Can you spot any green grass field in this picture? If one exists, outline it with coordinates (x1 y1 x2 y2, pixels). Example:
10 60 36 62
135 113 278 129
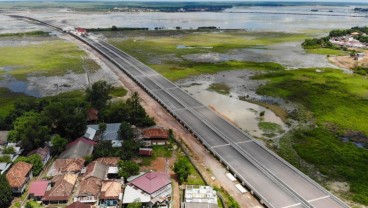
108 30 302 81
253 68 368 204
0 39 98 80
305 48 348 56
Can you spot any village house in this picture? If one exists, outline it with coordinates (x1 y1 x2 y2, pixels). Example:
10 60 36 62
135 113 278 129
123 171 172 207
28 180 51 201
84 123 123 147
27 146 51 165
74 161 108 203
99 180 123 207
182 185 218 208
75 27 87 36
142 126 170 146
95 157 120 179
67 201 92 208
6 161 33 194
42 174 78 204
59 137 96 159
48 158 85 176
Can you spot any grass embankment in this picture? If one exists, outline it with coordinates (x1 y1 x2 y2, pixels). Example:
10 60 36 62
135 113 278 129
108 30 303 81
0 39 99 80
253 68 368 204
0 31 49 37
305 48 348 56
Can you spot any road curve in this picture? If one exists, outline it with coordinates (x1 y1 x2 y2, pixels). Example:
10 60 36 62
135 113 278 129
11 15 350 208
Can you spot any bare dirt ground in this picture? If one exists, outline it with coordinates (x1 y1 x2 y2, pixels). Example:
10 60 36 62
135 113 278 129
329 50 368 70
72 36 263 208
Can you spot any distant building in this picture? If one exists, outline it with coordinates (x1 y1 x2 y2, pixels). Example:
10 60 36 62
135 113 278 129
27 147 51 165
139 148 153 156
6 162 33 194
48 158 85 176
123 171 172 207
142 126 170 146
59 137 96 159
182 185 218 208
75 27 87 36
85 123 124 147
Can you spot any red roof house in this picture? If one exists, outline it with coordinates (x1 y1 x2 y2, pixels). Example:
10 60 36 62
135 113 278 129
67 201 91 208
142 126 170 146
139 148 153 157
130 172 171 194
6 161 33 194
29 180 50 200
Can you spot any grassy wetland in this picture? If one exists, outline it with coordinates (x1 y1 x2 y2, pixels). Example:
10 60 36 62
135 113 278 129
107 29 368 206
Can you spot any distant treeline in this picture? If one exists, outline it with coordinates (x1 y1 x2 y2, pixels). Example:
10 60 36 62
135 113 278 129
87 26 219 32
87 27 149 32
354 8 368 13
0 30 49 37
302 26 368 49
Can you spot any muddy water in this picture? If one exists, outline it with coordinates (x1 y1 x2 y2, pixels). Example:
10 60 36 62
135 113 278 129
180 80 287 138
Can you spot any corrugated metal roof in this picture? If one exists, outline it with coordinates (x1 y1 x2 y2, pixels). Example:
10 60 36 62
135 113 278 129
129 172 171 194
88 123 122 141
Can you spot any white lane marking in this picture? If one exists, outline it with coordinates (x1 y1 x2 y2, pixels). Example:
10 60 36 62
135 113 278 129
211 144 231 148
281 203 302 208
308 195 330 203
236 140 254 144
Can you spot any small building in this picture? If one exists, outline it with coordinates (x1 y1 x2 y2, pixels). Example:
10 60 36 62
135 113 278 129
74 177 102 204
182 185 218 208
42 174 78 204
67 201 91 208
87 108 99 123
351 32 360 36
29 180 50 201
95 157 120 179
75 27 87 36
27 147 51 165
59 137 96 159
6 161 33 194
123 171 172 207
48 158 85 176
99 180 123 207
142 126 170 146
139 148 153 156
86 123 122 141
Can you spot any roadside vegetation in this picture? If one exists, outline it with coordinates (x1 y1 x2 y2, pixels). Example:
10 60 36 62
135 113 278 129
108 30 299 81
253 68 368 205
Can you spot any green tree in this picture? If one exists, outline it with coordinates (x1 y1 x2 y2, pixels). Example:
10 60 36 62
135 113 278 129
15 155 43 176
99 122 107 135
118 160 139 181
125 92 155 127
2 146 15 154
43 99 88 139
127 199 142 208
92 141 121 159
0 174 13 208
119 121 133 140
121 139 141 160
50 135 68 155
112 25 118 31
8 112 50 151
174 157 190 184
86 81 112 110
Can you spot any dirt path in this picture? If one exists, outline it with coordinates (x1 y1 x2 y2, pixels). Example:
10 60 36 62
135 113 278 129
71 36 263 208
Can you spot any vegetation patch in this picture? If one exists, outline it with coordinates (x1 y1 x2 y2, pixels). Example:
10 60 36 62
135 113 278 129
305 48 348 56
254 67 368 204
109 87 128 98
0 39 98 80
0 88 32 117
0 31 49 37
258 122 284 135
108 30 299 80
207 83 230 95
